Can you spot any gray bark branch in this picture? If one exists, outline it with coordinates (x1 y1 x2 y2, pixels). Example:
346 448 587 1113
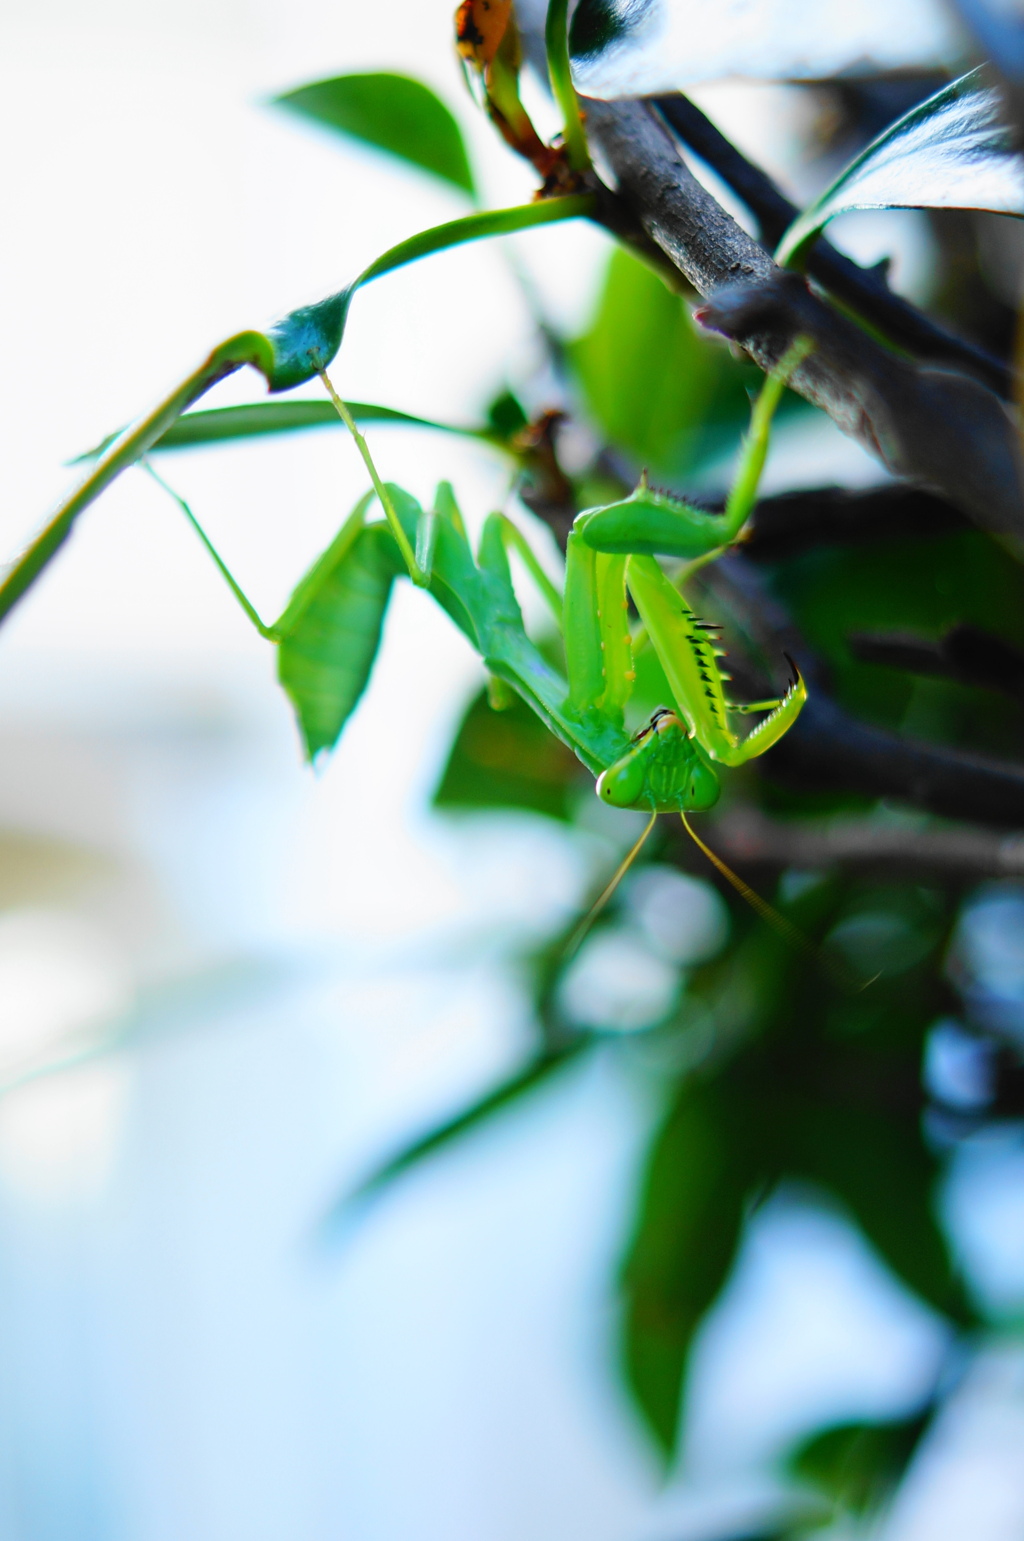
702 805 1024 879
582 96 1024 540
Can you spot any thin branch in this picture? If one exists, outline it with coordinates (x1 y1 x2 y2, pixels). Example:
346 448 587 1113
742 484 970 562
580 97 1024 542
695 803 1024 879
767 699 1024 825
651 92 1013 398
849 624 1024 706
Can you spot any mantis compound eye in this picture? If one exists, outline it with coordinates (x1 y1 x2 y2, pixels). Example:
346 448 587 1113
686 759 721 811
596 753 647 809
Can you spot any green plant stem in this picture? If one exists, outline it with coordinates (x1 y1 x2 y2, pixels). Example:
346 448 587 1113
545 0 591 172
317 369 426 586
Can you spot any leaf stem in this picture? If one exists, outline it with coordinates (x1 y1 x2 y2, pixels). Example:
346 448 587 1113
317 369 427 586
545 0 591 173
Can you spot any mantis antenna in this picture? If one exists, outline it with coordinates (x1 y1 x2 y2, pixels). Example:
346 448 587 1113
564 811 658 961
680 814 875 990
680 812 814 957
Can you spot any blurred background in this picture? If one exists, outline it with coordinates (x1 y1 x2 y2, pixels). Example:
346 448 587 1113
1 0 1024 1537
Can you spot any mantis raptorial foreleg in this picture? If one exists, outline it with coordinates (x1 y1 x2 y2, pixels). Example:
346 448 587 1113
572 335 812 560
563 336 812 789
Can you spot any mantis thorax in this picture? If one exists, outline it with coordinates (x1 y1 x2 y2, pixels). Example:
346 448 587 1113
596 709 720 813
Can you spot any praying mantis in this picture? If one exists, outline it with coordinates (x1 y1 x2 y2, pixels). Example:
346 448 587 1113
151 337 810 916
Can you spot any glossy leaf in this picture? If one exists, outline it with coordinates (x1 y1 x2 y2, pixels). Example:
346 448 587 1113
275 72 475 196
354 195 593 291
620 1078 758 1455
567 0 958 95
261 199 564 392
777 69 1024 267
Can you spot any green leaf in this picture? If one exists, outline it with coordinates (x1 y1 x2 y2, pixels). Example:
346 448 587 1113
274 72 476 197
355 195 593 288
621 1077 758 1455
262 289 353 392
434 685 583 820
777 68 1024 267
570 248 760 480
789 1102 973 1326
790 1412 931 1516
331 1041 588 1220
74 400 498 461
264 197 594 392
276 501 404 760
485 388 529 441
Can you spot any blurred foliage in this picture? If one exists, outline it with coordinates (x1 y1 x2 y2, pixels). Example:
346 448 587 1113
435 682 583 819
616 875 975 1456
569 247 765 482
769 528 1024 757
790 1410 932 1517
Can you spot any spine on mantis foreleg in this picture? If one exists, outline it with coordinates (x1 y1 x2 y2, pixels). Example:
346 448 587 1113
625 554 736 760
625 552 806 765
718 662 806 766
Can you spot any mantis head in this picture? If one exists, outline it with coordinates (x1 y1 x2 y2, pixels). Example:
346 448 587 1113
596 709 721 813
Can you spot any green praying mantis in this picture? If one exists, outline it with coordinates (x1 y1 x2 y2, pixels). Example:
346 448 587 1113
147 336 811 926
